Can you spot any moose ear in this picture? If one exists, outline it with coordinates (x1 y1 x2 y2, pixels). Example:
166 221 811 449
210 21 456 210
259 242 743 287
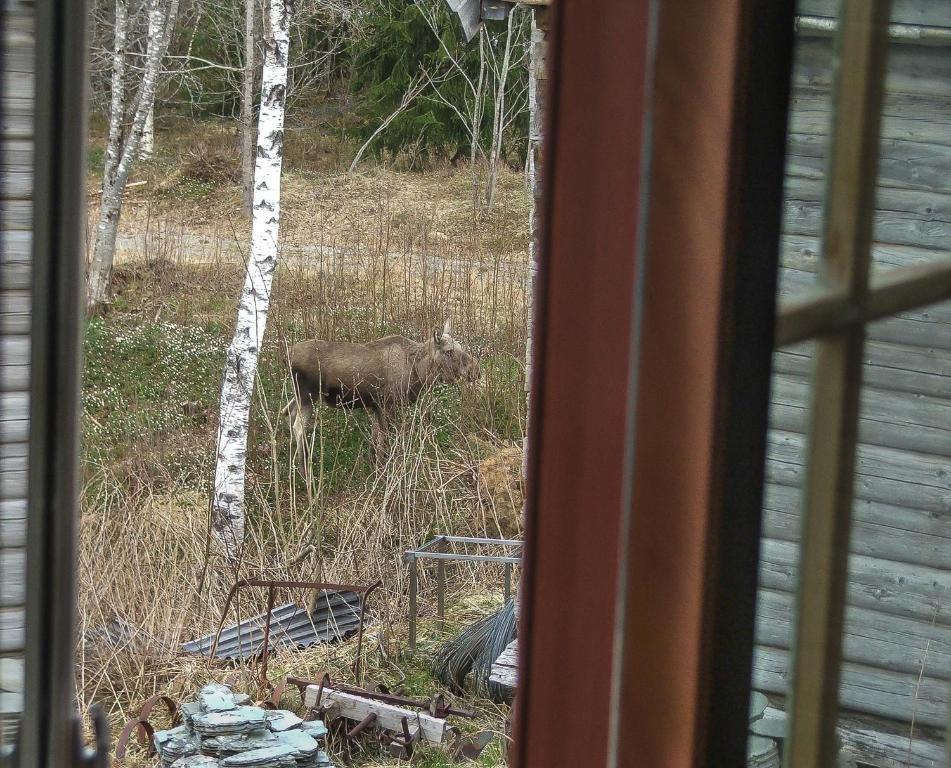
442 317 452 337
433 329 442 346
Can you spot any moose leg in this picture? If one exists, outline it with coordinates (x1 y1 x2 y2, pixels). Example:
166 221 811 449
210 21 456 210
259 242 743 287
291 397 314 471
368 407 388 466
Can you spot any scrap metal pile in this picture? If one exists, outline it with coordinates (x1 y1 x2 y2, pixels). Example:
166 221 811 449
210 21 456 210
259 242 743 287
151 684 332 768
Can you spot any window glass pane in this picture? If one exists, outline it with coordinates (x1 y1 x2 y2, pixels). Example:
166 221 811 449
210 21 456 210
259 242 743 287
869 4 951 278
836 301 950 764
777 2 838 300
754 4 951 764
745 342 814 763
0 0 33 754
780 0 951 297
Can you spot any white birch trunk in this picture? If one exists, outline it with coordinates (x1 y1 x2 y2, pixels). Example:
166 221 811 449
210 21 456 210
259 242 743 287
485 8 516 211
87 0 179 312
239 0 256 213
522 14 545 484
141 106 155 159
212 0 292 562
139 10 162 160
470 30 487 215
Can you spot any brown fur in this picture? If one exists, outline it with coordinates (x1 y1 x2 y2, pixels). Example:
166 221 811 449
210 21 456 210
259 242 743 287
288 321 479 463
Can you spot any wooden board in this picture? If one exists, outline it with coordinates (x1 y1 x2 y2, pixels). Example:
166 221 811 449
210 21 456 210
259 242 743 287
757 537 948 624
765 429 951 516
789 91 951 148
0 500 26 549
762 483 951 571
774 337 951 399
0 608 24 654
785 134 951 194
798 0 951 30
0 291 30 335
760 706 947 768
752 645 947 728
1 2 32 680
302 685 447 744
755 588 950 680
0 550 24 607
489 639 518 689
768 373 951 455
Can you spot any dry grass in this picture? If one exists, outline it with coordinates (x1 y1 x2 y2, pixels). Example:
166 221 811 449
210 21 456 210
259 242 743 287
80 117 529 767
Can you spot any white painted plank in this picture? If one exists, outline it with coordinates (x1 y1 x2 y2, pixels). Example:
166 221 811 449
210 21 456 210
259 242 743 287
303 686 447 743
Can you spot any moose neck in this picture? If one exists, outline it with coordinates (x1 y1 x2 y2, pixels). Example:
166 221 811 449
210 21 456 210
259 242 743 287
410 340 439 392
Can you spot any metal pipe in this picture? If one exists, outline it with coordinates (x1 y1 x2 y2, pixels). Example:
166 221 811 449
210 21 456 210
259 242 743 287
259 584 278 686
408 555 418 650
437 539 447 633
405 552 523 565
415 535 522 547
347 712 378 739
352 580 382 684
504 562 512 602
794 14 951 45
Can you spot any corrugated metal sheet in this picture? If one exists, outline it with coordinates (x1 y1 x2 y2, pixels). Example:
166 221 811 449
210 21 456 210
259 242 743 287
183 591 362 660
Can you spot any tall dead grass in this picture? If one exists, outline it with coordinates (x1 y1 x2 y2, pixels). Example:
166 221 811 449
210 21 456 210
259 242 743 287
78 165 528 765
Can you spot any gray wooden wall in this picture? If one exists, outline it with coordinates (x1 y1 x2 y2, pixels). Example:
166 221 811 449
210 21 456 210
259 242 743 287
754 2 950 765
0 0 33 739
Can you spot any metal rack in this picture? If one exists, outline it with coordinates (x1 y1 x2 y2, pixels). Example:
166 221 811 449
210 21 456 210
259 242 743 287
404 536 522 649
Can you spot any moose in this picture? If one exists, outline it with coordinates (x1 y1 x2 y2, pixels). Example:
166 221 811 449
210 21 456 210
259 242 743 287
288 320 481 464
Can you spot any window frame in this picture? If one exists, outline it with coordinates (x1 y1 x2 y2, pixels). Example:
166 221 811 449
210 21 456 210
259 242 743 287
777 2 951 766
19 4 91 767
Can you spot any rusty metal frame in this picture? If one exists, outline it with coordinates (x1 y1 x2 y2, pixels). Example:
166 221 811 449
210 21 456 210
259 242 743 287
209 579 382 686
404 536 522 649
114 695 180 760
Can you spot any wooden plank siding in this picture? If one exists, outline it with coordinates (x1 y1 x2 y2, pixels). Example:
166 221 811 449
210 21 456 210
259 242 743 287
755 3 950 760
0 2 33 674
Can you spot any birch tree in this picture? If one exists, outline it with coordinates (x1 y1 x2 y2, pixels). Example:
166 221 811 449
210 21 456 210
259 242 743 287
212 0 293 562
239 0 257 212
484 6 527 210
523 13 545 483
86 0 179 312
139 10 162 159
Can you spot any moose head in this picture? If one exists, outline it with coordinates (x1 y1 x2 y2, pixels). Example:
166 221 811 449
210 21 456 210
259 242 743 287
426 318 481 385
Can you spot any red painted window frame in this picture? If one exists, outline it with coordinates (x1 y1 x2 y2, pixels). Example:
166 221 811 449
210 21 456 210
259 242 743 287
513 1 796 766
